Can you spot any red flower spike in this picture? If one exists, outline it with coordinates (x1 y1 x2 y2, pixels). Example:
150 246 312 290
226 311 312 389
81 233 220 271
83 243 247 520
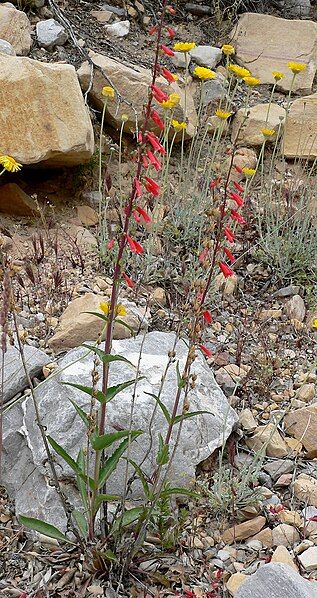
151 84 169 103
151 109 165 131
146 149 162 172
199 344 213 359
142 154 149 168
224 227 234 244
235 164 243 173
219 261 234 278
162 67 176 83
149 24 158 35
231 210 246 225
230 191 244 208
138 131 143 143
203 310 213 324
167 26 176 38
136 205 152 223
107 239 115 250
145 176 160 196
199 247 209 263
126 235 144 254
161 44 175 57
167 5 176 14
123 272 135 289
146 132 167 156
133 210 141 223
134 177 142 197
233 181 244 193
224 247 236 263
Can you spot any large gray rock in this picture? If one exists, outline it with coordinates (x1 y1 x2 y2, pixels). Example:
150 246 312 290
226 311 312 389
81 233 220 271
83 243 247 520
235 563 317 598
1 343 50 405
36 18 68 50
2 331 237 531
0 38 15 55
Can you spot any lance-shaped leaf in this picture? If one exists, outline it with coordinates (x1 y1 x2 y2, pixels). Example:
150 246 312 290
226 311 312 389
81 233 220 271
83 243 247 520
111 507 144 532
173 410 214 425
64 378 142 406
98 437 139 488
93 493 121 516
76 449 89 510
156 433 169 465
73 510 88 538
82 344 135 368
176 361 186 389
91 429 143 451
128 459 151 499
84 312 136 336
69 398 90 428
19 516 75 544
145 392 171 424
47 436 95 490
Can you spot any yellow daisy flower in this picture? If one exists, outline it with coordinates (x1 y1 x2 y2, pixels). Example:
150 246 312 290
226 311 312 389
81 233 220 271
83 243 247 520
228 64 251 78
272 71 284 81
193 66 216 80
172 119 187 130
243 76 261 86
173 41 196 53
100 302 110 315
312 318 317 329
115 304 127 317
121 113 129 122
221 44 235 56
215 109 232 119
161 92 181 109
242 167 256 176
288 61 307 74
102 86 115 98
261 127 275 138
0 155 22 173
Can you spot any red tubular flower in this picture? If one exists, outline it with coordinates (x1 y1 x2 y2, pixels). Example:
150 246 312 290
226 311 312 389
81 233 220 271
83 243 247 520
133 210 141 223
151 84 169 103
235 165 243 173
231 210 246 225
162 66 176 83
126 235 144 254
138 131 143 143
136 205 152 223
224 227 234 243
134 177 142 197
145 176 160 196
146 132 166 156
146 149 162 171
230 192 244 207
210 177 222 189
142 154 149 168
167 26 176 38
233 181 244 193
149 24 158 35
161 44 175 57
167 5 176 14
123 272 135 288
203 310 213 324
199 344 213 359
107 239 115 250
219 261 234 278
224 247 236 263
199 247 209 263
151 109 165 131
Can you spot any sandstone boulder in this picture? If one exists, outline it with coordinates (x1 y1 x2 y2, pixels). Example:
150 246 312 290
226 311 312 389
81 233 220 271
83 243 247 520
222 516 266 545
231 103 285 146
285 404 317 452
245 423 289 457
232 13 317 92
284 93 317 159
235 563 317 598
0 55 94 166
0 183 39 216
294 473 317 506
77 51 197 137
0 3 31 55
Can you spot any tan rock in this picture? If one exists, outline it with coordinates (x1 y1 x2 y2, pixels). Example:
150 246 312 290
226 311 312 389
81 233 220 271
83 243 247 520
48 293 146 353
0 55 94 166
222 516 266 545
231 103 285 146
271 545 298 571
259 309 282 321
285 436 302 455
77 205 99 226
245 423 289 458
91 10 114 23
294 474 317 506
272 524 300 547
239 408 257 433
231 13 317 92
296 384 316 403
224 147 257 182
298 546 317 571
284 93 317 159
278 510 302 527
285 295 306 322
0 4 32 55
251 527 273 547
78 52 197 138
284 404 317 452
151 287 167 306
0 183 39 216
226 573 248 596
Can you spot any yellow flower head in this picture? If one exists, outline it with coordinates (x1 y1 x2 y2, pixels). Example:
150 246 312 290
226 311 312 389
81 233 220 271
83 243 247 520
221 44 235 56
228 64 251 78
288 61 307 74
242 167 256 177
100 302 110 315
272 71 284 81
261 127 275 138
115 304 127 317
172 119 187 130
215 109 232 119
193 66 216 80
0 155 22 173
173 41 196 53
102 85 115 98
121 113 129 122
243 76 261 86
161 92 181 110
312 318 317 329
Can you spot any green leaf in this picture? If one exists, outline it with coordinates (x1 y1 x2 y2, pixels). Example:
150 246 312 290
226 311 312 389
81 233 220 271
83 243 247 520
100 549 118 562
176 361 186 390
111 507 144 532
128 459 151 499
159 487 200 499
98 439 130 488
73 510 88 538
64 379 140 406
92 493 121 516
83 311 108 323
82 344 135 368
47 436 82 476
91 429 143 451
76 450 89 510
19 516 74 544
145 392 171 424
115 318 136 336
83 313 135 336
105 378 142 403
156 434 169 466
69 398 90 428
173 410 213 425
